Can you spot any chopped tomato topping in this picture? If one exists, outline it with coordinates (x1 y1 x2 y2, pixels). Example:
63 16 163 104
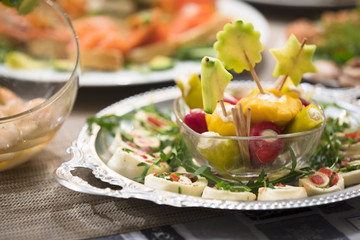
330 172 339 187
318 168 332 178
315 168 339 186
310 174 325 186
338 160 350 168
140 154 148 159
184 173 198 183
147 115 167 127
345 130 360 141
127 142 137 148
275 183 286 187
170 173 180 182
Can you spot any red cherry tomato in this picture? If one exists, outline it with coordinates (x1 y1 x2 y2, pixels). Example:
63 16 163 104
300 97 309 107
223 92 239 105
183 109 208 133
249 122 284 167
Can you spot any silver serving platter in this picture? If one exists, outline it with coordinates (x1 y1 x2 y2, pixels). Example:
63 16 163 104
56 81 360 210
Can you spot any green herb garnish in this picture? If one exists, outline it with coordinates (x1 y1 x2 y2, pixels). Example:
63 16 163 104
86 113 134 134
247 147 312 194
340 165 360 173
215 181 251 192
308 117 349 169
1 0 38 15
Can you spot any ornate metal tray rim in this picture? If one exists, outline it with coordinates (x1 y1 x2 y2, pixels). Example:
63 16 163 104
55 81 360 210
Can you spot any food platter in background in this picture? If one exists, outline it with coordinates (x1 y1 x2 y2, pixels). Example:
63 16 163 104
77 0 269 87
0 0 268 87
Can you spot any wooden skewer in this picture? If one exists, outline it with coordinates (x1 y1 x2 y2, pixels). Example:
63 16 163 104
276 38 308 91
218 100 227 117
238 103 247 137
245 108 252 165
275 75 288 91
244 50 265 94
236 104 250 167
247 107 251 137
231 107 241 137
231 107 246 155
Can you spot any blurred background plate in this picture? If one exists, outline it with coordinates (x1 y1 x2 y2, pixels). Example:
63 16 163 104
79 0 269 87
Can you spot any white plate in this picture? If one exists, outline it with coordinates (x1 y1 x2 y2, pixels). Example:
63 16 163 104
79 0 269 87
56 81 360 210
0 1 269 87
244 0 356 7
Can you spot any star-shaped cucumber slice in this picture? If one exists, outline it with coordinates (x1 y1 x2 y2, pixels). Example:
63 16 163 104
201 56 233 114
270 34 317 86
214 20 263 73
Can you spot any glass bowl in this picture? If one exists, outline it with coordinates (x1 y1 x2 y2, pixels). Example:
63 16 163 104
173 85 326 181
0 0 80 171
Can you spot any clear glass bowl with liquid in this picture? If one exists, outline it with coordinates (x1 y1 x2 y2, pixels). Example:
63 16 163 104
0 0 80 171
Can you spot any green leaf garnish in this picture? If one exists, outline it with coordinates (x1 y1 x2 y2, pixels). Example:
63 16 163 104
190 166 209 178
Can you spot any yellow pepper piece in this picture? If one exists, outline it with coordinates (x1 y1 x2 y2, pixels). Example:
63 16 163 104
175 73 203 109
197 132 240 175
205 103 236 136
280 78 295 94
285 103 324 133
239 88 302 127
280 78 304 97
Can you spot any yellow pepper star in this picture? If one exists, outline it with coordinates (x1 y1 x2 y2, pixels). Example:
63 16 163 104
270 34 317 86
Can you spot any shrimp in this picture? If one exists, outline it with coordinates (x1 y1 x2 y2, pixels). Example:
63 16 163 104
22 97 54 133
0 87 18 105
73 16 129 52
0 99 24 116
21 98 49 123
0 5 69 42
0 87 24 116
168 2 216 37
0 123 20 150
0 91 49 140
